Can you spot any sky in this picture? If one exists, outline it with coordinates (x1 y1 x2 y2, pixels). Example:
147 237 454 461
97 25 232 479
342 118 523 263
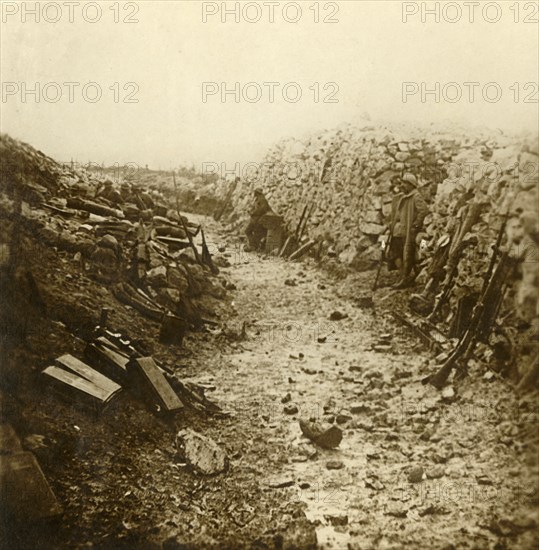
1 0 538 171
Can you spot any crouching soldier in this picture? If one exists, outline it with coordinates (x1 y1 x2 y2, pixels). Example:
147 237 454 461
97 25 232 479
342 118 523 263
387 173 429 289
245 188 272 251
95 179 122 207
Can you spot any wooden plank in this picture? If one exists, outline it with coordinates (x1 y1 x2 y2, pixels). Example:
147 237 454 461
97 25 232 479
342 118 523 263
84 342 129 384
279 236 293 258
155 236 190 249
55 354 122 395
289 239 316 261
97 333 140 358
96 335 126 354
0 452 63 523
129 357 184 413
42 366 117 406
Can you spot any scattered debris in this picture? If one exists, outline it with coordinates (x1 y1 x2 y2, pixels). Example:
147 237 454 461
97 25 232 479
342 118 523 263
284 404 299 415
408 466 425 483
373 343 393 353
441 386 456 402
301 366 318 375
336 411 352 424
326 460 344 470
329 310 348 321
364 476 385 491
324 513 348 526
426 466 445 479
267 478 295 489
299 419 343 449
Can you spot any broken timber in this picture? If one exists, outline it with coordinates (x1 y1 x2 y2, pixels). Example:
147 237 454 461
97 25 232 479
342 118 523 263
112 283 164 322
128 356 184 414
289 239 317 262
84 341 130 385
65 197 124 219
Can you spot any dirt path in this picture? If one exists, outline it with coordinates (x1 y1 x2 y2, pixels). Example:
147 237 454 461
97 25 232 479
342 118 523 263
193 215 539 549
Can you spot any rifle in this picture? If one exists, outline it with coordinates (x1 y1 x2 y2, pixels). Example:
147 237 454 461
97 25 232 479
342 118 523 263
279 202 308 258
201 227 219 275
428 202 483 320
295 203 310 241
172 171 202 265
214 183 235 222
372 230 392 291
481 208 510 296
297 202 316 245
427 250 509 388
426 215 510 389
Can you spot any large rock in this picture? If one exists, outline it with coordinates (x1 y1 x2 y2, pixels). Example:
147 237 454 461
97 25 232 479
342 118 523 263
360 222 385 236
146 265 167 287
167 265 189 293
176 429 228 475
299 419 343 449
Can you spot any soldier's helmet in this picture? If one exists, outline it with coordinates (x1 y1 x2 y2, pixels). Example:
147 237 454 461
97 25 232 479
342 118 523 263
401 173 418 188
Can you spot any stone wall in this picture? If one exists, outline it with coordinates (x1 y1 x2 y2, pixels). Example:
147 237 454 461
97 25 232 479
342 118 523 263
222 123 538 376
225 123 537 263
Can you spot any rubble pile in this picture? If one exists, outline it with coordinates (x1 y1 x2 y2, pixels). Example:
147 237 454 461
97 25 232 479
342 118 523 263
0 133 225 341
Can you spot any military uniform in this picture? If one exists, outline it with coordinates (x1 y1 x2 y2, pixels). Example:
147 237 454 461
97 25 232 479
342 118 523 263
388 174 429 287
245 190 272 250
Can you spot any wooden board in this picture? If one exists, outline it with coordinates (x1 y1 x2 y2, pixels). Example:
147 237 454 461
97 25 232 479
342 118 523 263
128 357 184 413
55 354 121 395
95 335 124 353
84 342 130 385
155 236 190 249
42 366 120 408
0 452 63 522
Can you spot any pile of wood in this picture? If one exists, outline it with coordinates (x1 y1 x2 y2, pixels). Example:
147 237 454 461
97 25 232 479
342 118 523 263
41 321 220 416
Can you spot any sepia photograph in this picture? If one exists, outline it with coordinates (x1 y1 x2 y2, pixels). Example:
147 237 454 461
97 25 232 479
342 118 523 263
1 1 538 548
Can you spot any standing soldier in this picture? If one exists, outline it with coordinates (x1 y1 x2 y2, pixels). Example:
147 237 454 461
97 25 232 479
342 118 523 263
387 173 429 288
245 188 272 251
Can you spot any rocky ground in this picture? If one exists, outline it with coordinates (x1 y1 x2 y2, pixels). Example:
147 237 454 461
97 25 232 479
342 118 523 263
2 213 538 550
